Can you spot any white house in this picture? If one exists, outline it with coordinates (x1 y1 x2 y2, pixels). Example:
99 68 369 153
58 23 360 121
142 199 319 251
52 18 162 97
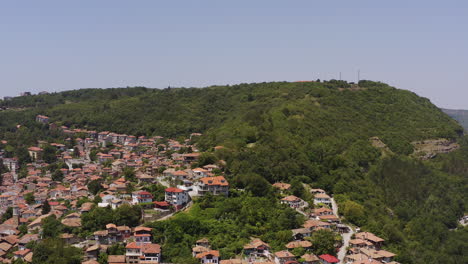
313 193 331 205
196 176 229 196
165 187 189 209
101 194 118 204
131 191 153 205
281 195 305 208
125 242 161 264
274 250 296 264
195 250 220 264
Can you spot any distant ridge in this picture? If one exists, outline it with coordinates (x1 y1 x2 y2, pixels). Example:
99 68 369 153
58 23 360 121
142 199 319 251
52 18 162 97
442 108 468 131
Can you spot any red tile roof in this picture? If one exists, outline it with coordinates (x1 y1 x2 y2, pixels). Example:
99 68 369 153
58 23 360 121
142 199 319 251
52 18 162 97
165 187 184 193
196 250 220 259
199 176 229 186
319 254 339 263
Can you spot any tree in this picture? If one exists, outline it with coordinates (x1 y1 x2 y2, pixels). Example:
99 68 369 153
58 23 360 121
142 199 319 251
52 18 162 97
13 259 27 264
19 224 28 235
143 184 166 201
41 215 62 238
93 195 102 204
1 207 13 223
235 173 271 196
108 243 125 255
52 169 64 182
310 229 336 256
90 148 98 161
123 167 136 182
291 246 306 257
25 192 35 205
42 144 57 164
81 206 113 232
196 153 217 167
88 179 103 195
98 252 108 264
76 197 91 208
290 178 306 198
340 200 366 226
73 146 80 158
18 167 28 179
114 204 142 227
16 147 31 166
32 238 82 264
42 201 51 215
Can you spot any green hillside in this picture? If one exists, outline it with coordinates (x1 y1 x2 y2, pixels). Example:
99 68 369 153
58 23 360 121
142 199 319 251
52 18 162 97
0 80 467 263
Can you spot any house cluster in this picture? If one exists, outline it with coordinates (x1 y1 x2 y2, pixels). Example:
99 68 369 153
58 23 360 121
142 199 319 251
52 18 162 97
273 184 399 264
0 116 232 263
35 115 50 124
87 226 161 264
344 232 397 264
202 236 339 264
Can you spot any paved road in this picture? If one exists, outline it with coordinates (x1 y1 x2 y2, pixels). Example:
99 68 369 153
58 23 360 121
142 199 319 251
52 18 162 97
337 226 355 263
296 208 308 217
156 201 192 221
331 197 355 264
331 197 339 216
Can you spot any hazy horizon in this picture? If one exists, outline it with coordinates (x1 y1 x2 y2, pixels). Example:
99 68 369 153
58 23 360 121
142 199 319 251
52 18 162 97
1 1 467 109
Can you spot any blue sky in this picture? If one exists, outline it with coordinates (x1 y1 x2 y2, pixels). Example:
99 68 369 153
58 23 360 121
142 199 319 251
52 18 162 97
1 1 467 108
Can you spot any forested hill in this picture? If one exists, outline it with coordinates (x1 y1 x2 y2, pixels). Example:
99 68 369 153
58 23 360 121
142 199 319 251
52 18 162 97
1 80 467 263
0 81 462 144
442 108 468 131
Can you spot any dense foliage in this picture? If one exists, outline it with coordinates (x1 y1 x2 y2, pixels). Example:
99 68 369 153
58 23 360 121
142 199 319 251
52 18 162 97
146 192 304 263
31 238 82 264
81 204 142 234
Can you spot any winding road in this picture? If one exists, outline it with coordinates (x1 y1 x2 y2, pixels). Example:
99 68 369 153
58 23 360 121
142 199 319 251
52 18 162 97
331 197 355 264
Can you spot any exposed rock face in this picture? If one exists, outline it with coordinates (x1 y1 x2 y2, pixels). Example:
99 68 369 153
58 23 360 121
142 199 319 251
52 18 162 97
411 139 459 160
369 137 392 156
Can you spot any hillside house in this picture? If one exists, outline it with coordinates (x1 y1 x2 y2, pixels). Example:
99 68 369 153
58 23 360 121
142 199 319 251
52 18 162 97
1 158 18 174
285 240 312 250
272 182 291 192
319 254 339 264
131 191 153 205
27 147 43 161
303 219 332 231
355 232 385 249
196 176 229 196
311 207 333 218
125 242 161 264
191 168 209 178
292 228 311 240
182 153 200 164
243 238 271 258
281 195 305 208
108 255 126 264
301 253 320 264
195 250 220 264
35 115 49 123
165 187 189 209
274 250 296 264
313 193 331 206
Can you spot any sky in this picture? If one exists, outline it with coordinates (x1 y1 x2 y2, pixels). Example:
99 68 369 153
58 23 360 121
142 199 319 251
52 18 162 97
0 1 467 108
